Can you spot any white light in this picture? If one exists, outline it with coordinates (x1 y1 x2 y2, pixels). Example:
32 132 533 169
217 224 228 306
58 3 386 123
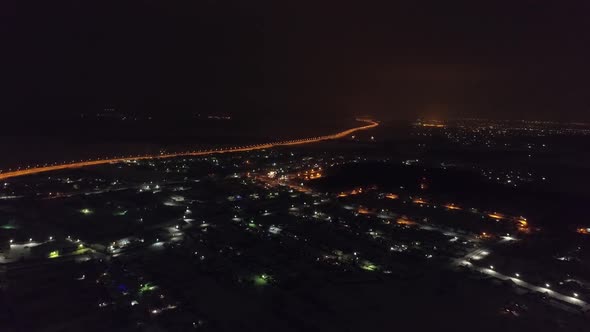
573 293 579 297
489 265 494 270
515 273 520 277
545 283 550 288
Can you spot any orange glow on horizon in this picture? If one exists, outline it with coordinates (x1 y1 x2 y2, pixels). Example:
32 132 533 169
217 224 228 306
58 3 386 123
0 119 379 181
421 123 445 128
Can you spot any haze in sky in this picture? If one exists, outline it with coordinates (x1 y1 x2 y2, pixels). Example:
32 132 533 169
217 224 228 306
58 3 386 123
16 1 590 123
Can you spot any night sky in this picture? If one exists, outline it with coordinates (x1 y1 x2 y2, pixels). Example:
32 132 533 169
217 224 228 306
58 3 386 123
16 1 590 122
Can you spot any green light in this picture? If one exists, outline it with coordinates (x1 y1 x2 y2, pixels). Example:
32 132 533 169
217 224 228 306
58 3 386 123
74 248 88 255
139 282 158 294
80 208 92 215
48 251 59 258
0 224 17 230
73 244 89 255
248 223 257 228
113 210 128 216
360 262 378 272
253 274 271 286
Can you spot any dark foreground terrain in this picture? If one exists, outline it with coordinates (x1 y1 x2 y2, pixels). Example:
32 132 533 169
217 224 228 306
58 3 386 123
1 119 589 331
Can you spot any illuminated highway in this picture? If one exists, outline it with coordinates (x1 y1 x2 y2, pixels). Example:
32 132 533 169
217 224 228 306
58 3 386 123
0 119 378 181
457 249 590 311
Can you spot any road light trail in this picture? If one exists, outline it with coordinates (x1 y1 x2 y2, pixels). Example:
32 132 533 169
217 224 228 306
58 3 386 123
0 119 379 181
457 250 590 311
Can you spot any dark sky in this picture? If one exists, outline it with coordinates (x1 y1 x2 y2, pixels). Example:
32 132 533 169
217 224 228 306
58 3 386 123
16 0 590 122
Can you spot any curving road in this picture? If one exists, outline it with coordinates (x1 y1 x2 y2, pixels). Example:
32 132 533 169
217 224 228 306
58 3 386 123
0 119 378 181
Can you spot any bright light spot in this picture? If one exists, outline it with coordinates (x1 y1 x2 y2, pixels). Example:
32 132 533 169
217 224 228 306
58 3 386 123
139 283 158 294
360 262 378 271
253 274 271 286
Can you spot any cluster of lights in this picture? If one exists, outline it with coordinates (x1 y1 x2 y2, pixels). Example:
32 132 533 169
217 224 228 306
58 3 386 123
476 263 584 302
